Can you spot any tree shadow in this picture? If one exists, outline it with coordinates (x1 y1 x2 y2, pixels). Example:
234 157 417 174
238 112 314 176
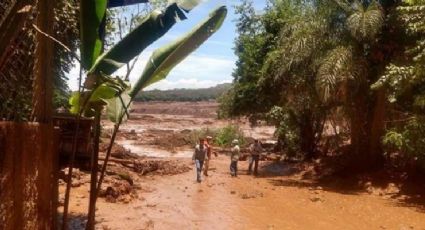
246 161 303 178
266 162 425 212
57 212 87 230
268 174 363 195
392 180 425 213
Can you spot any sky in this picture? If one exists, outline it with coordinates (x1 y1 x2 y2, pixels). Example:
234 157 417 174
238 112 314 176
67 0 266 91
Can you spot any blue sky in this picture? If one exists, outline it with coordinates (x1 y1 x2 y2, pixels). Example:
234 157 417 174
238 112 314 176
68 0 266 91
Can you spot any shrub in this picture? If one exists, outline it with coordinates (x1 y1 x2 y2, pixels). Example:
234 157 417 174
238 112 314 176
267 106 300 156
214 125 246 147
187 128 217 146
383 116 425 171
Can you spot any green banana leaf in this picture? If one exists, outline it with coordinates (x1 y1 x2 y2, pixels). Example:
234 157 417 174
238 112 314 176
106 90 131 123
80 0 107 70
88 1 201 76
129 6 227 98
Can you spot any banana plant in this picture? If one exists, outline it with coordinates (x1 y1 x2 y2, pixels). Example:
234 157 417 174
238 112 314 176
71 0 201 115
108 5 228 123
64 1 227 229
71 3 227 124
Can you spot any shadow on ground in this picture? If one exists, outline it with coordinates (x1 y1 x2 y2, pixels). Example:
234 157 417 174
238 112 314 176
259 161 425 213
57 212 87 230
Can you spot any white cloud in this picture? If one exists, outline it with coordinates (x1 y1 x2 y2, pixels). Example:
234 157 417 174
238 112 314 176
128 51 235 89
67 51 236 91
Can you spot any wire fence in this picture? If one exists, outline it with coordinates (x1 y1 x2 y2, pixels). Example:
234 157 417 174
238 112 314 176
0 1 37 121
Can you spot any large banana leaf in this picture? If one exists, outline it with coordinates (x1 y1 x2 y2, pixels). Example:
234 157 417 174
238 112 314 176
89 1 201 76
106 90 131 123
80 0 108 70
129 6 227 98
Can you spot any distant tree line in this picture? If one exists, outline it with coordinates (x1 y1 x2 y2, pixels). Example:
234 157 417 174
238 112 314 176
134 83 231 102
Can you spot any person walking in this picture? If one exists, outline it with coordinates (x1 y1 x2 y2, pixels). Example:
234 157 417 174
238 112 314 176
248 139 263 176
230 139 240 177
193 138 208 183
203 136 217 176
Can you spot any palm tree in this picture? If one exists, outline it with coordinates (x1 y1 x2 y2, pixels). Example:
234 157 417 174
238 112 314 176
316 0 401 170
259 1 334 159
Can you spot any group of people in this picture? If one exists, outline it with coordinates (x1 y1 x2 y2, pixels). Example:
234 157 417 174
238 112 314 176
192 137 263 183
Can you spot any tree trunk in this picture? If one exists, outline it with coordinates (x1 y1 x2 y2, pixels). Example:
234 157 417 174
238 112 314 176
368 88 386 168
300 112 315 160
32 0 54 123
349 90 370 171
349 88 385 171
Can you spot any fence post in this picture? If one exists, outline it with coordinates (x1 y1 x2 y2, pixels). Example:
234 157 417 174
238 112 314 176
32 0 54 123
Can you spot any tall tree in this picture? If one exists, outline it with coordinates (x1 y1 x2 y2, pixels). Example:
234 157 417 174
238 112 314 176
316 0 404 170
372 0 425 170
53 0 79 109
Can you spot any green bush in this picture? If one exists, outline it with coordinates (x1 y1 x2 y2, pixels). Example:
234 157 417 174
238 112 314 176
383 116 425 171
267 106 300 155
214 125 246 147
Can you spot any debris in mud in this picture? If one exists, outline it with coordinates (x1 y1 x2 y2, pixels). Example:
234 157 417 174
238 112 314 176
133 160 191 175
99 180 138 203
143 220 155 230
240 191 264 199
59 168 90 187
99 142 138 159
149 131 191 152
310 196 324 202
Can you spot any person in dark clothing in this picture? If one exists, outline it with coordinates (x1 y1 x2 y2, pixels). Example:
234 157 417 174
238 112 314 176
248 139 262 176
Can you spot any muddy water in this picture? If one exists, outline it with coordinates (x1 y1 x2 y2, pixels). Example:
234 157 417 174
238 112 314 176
119 139 193 158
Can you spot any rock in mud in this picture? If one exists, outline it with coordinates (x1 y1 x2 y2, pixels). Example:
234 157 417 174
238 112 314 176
310 196 323 202
100 180 137 203
240 192 263 199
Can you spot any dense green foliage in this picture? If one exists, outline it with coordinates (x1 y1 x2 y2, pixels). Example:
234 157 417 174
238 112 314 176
214 125 246 147
188 125 246 147
52 0 79 109
134 83 231 101
220 0 425 171
373 0 425 168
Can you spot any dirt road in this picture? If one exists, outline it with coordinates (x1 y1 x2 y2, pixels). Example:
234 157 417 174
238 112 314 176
63 102 425 229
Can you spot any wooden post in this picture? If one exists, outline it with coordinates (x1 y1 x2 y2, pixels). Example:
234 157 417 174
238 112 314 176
86 111 101 230
31 0 54 123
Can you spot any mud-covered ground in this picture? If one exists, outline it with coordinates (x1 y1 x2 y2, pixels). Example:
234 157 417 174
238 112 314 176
61 101 425 230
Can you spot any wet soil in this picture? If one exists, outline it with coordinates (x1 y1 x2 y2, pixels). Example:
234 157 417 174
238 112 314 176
61 101 425 230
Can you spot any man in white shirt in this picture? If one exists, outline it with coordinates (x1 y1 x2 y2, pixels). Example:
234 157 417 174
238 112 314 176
192 138 208 182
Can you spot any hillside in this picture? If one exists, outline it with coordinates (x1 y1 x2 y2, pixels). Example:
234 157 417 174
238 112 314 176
134 83 231 102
